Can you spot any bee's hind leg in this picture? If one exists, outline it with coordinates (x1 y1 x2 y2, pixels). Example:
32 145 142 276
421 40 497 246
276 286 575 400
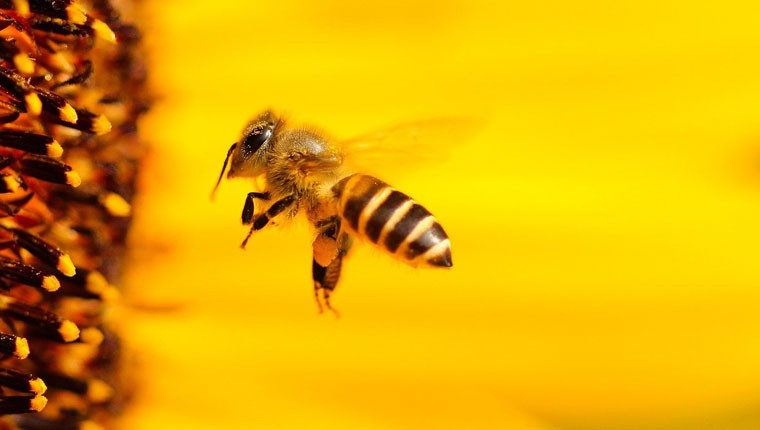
312 220 353 316
320 255 346 317
312 260 327 314
312 217 339 314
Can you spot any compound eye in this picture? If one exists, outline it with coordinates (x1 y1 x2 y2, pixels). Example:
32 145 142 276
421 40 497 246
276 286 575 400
241 128 272 154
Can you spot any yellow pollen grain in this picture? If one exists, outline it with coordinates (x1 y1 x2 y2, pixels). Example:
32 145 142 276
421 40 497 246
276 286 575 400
92 114 112 135
60 103 78 123
14 336 29 359
29 396 47 412
30 395 46 412
66 171 82 187
313 234 338 266
100 192 131 216
57 254 76 277
92 19 117 44
29 377 46 395
58 320 80 342
24 93 41 116
13 53 34 74
41 275 60 292
47 140 63 158
87 379 114 403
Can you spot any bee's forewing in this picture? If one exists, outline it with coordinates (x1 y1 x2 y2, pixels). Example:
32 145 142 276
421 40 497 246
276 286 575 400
339 117 483 178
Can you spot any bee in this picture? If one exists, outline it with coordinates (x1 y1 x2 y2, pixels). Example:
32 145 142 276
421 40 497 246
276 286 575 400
212 110 453 313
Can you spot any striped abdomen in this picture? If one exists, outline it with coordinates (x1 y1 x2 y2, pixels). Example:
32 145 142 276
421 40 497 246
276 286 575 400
332 174 452 267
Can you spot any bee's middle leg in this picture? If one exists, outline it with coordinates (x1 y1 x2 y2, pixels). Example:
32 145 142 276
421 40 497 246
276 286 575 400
240 194 296 248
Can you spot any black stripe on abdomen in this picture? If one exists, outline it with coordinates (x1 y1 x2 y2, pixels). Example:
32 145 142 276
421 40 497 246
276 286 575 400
364 190 408 243
341 176 386 231
405 222 448 259
383 204 431 253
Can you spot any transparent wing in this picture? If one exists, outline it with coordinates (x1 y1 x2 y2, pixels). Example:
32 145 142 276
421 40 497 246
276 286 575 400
339 117 482 178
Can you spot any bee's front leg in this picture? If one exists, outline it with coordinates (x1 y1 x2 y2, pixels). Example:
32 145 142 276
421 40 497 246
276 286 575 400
240 194 297 249
241 191 270 225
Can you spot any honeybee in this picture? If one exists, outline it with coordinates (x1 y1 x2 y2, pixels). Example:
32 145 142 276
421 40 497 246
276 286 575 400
213 110 454 313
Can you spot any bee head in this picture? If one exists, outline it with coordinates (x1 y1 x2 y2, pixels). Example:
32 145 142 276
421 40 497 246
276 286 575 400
229 111 279 177
211 111 279 199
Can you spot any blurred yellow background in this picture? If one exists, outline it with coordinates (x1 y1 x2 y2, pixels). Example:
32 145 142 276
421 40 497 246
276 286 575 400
118 1 760 429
